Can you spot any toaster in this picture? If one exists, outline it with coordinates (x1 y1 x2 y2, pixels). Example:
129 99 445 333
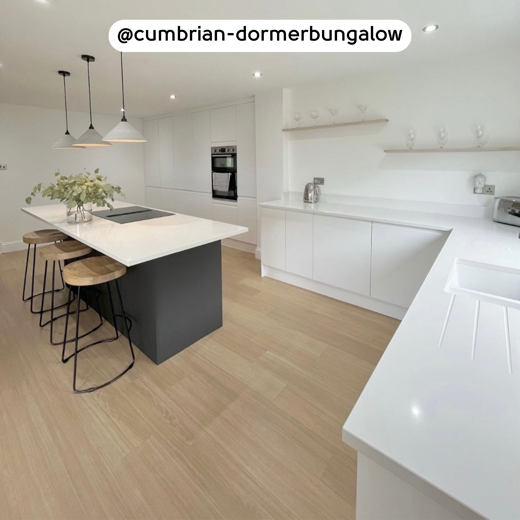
493 196 520 227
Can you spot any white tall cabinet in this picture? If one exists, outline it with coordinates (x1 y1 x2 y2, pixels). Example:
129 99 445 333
143 100 257 247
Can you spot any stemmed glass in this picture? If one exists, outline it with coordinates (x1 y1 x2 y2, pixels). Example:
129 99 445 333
437 126 448 148
293 112 303 128
405 129 416 150
309 110 320 126
328 108 339 124
357 104 368 121
475 125 488 148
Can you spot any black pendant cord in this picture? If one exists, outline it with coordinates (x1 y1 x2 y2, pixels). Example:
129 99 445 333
62 75 70 134
120 52 127 122
86 59 94 128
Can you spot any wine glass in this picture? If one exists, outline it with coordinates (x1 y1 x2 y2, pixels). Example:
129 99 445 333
309 110 320 126
475 124 488 148
405 129 416 149
328 108 339 124
293 112 303 128
437 126 448 148
357 104 368 120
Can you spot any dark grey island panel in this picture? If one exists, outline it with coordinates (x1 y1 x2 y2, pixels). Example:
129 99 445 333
101 240 223 364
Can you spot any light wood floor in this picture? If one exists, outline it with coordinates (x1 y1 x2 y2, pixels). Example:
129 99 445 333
0 246 399 520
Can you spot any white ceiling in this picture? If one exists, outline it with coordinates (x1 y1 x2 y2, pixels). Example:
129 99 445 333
0 0 519 118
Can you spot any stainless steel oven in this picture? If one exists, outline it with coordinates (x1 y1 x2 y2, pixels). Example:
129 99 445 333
211 146 237 201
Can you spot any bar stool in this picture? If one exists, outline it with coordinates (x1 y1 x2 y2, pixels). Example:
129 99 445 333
38 240 98 344
22 229 68 313
61 256 135 394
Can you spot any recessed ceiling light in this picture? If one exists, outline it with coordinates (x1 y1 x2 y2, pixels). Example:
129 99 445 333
422 24 439 33
170 94 176 99
34 0 50 4
252 71 262 78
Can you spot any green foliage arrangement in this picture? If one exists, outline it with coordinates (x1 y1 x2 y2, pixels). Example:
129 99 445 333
26 169 125 212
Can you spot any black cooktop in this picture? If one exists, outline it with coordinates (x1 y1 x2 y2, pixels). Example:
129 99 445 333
93 206 173 224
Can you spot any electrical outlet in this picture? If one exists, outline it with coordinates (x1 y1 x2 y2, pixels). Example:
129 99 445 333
0 164 7 171
482 185 495 195
314 177 325 185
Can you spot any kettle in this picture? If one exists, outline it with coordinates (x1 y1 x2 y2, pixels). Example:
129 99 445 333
304 182 321 203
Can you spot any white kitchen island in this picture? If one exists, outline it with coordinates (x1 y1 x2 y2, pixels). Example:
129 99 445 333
260 196 520 520
22 201 247 364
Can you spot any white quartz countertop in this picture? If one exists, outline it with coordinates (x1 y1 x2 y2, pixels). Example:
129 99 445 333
261 197 520 519
22 201 248 266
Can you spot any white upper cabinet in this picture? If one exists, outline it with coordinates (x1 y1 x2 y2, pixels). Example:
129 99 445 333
211 106 237 142
261 208 286 271
237 103 257 198
158 117 174 189
172 112 193 192
313 215 372 296
371 223 447 308
286 211 313 279
192 110 212 193
143 119 160 187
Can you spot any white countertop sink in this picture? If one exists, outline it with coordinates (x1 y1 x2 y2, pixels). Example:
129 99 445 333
446 258 520 310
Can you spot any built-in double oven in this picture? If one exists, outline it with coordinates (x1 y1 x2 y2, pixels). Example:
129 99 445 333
211 146 237 201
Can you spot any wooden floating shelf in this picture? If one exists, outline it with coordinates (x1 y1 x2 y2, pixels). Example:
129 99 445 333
384 147 520 154
283 118 389 132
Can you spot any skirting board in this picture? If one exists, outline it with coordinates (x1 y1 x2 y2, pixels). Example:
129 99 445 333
221 238 256 254
1 240 25 254
262 265 407 320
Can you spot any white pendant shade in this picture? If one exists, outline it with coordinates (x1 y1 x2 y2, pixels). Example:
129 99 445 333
103 120 147 143
52 132 84 149
73 125 112 147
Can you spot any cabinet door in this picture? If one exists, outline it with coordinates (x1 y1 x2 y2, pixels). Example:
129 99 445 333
159 117 174 189
237 197 257 245
261 208 286 271
174 190 212 219
192 110 211 193
143 119 160 187
286 211 313 279
211 106 237 142
213 202 238 225
237 103 256 198
173 113 193 191
145 187 175 213
371 223 447 307
313 215 372 295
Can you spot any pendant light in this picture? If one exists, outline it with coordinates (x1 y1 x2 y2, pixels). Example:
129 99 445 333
103 53 146 143
52 71 84 149
73 55 111 147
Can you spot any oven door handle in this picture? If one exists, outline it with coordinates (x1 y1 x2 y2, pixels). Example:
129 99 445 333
212 154 233 157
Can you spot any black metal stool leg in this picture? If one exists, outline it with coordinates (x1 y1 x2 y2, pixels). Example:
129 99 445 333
66 279 135 394
29 245 37 313
22 244 31 302
38 261 49 325
61 286 73 363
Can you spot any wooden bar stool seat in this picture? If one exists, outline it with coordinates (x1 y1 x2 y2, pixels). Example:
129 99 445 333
63 256 127 287
23 229 68 245
61 256 135 394
22 229 68 311
38 240 95 344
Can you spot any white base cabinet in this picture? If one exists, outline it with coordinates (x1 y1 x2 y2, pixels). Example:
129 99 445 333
313 215 372 296
261 208 286 271
261 208 448 318
286 211 313 279
371 223 448 307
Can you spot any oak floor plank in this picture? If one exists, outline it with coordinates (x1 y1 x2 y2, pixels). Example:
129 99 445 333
0 245 398 519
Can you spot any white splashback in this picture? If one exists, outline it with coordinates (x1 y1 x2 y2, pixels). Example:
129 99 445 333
286 46 520 208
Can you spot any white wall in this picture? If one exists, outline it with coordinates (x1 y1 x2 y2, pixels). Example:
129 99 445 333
0 103 145 248
287 46 520 208
255 89 286 250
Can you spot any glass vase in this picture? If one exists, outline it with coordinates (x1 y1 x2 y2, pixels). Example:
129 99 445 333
66 202 93 224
